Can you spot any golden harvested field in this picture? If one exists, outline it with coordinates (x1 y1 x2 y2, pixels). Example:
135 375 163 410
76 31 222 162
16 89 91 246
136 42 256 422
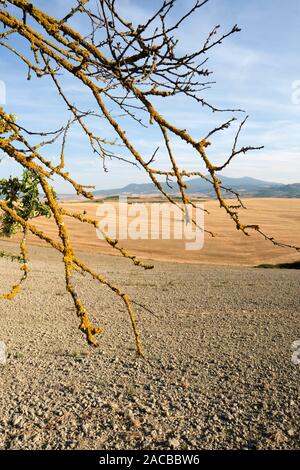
2 198 300 266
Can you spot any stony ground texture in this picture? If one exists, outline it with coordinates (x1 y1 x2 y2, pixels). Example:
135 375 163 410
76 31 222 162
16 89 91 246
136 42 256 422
0 242 299 450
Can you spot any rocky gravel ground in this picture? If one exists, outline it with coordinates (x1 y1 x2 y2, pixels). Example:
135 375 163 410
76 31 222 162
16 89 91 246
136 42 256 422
0 242 299 450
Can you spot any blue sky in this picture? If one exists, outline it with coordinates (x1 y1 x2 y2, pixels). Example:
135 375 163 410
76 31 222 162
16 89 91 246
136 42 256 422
1 0 300 192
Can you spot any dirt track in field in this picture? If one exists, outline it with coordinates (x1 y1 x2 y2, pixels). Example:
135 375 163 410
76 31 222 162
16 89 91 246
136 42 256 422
0 240 299 450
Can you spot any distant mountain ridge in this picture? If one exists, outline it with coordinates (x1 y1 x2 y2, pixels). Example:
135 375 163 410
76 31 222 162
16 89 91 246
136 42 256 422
93 176 300 198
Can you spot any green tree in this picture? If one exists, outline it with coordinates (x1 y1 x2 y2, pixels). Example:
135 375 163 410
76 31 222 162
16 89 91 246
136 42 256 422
0 170 53 237
0 169 53 299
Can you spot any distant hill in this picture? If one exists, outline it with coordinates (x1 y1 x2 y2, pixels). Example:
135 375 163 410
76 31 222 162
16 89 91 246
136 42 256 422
3 176 299 200
93 176 300 198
